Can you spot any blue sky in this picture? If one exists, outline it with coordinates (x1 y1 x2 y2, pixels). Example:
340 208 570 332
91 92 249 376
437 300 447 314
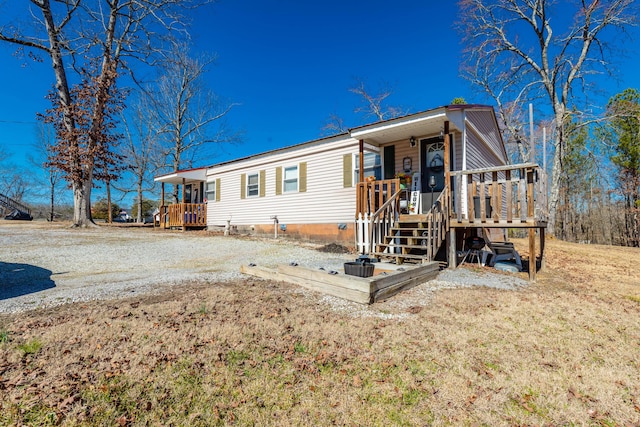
1 0 639 204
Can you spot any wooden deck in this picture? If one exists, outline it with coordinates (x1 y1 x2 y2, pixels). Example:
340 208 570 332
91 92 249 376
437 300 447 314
240 261 440 304
354 163 548 281
450 163 547 228
157 203 207 230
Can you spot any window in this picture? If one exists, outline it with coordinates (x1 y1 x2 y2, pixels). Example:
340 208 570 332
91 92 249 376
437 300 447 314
283 165 298 192
206 181 216 202
247 173 259 197
354 152 382 183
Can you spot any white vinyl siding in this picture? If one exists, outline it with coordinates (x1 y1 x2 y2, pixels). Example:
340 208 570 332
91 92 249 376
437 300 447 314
205 137 359 227
466 110 508 167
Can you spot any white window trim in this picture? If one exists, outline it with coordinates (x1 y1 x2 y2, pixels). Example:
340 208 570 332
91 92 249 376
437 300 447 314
353 151 382 185
247 172 259 197
283 164 299 193
205 181 216 202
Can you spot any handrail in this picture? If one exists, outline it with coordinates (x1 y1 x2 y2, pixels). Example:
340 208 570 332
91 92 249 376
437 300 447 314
366 188 403 253
0 193 31 215
372 188 403 218
427 186 449 258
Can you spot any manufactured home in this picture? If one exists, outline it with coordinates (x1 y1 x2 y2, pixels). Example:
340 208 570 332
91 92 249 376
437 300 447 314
154 104 547 280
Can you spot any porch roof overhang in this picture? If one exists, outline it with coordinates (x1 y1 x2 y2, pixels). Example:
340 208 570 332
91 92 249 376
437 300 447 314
154 168 207 185
349 107 453 145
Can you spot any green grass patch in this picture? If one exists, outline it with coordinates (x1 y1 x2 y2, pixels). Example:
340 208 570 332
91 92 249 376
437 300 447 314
18 338 43 355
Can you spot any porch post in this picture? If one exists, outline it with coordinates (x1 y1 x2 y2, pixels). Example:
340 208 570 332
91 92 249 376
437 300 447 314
444 121 450 190
444 121 456 268
180 178 186 231
359 139 364 183
448 228 457 269
160 182 165 229
539 227 545 271
528 228 536 281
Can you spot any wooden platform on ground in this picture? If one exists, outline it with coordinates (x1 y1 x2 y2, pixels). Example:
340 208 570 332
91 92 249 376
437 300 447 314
240 261 440 304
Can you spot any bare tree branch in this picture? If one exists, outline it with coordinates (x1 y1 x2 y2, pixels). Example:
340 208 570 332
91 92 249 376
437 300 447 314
458 0 638 235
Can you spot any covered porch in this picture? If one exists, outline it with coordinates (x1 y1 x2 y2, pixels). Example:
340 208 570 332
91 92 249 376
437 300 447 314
351 107 548 281
154 168 207 230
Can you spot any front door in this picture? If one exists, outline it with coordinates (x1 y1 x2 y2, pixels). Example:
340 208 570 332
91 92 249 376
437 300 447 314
421 137 445 211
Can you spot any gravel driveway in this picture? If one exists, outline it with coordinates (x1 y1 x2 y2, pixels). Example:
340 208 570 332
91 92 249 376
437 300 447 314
0 222 352 314
1 222 529 315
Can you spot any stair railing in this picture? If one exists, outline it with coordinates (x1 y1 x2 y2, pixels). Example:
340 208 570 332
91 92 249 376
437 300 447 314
0 193 31 216
423 186 450 260
366 188 403 255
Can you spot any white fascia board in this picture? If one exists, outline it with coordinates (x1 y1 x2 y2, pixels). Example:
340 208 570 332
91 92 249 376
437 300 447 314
154 169 207 184
350 111 447 140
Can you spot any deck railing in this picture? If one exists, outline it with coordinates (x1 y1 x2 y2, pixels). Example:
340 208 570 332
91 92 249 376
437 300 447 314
162 203 207 229
355 179 402 254
355 178 402 216
450 163 548 226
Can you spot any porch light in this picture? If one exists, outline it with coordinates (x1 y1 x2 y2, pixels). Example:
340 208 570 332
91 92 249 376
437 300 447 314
429 175 437 209
409 136 416 147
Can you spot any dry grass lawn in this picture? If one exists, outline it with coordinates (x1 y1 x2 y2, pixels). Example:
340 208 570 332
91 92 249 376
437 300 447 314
1 237 639 426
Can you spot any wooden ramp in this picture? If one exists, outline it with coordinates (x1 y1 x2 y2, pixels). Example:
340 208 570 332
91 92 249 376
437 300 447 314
240 262 440 304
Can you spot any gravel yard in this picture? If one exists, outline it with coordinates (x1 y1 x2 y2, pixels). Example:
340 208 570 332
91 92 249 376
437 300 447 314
0 221 529 314
0 222 353 314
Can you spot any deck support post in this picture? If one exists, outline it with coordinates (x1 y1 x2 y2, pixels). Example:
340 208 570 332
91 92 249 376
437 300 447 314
539 227 545 271
528 228 536 281
181 178 186 231
448 227 457 269
160 183 166 229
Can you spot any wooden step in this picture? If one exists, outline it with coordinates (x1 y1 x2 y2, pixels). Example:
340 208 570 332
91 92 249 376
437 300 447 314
399 214 429 222
371 252 430 261
389 227 434 233
383 235 435 243
377 243 433 250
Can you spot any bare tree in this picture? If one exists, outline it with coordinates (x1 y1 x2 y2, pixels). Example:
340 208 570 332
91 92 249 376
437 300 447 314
146 42 240 202
458 0 638 235
29 122 61 221
0 0 206 227
320 113 348 136
118 93 164 223
350 79 408 122
320 78 408 136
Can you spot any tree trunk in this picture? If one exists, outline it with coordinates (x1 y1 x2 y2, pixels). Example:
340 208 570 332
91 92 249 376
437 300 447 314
107 180 112 223
49 180 55 222
72 174 96 228
136 177 144 223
